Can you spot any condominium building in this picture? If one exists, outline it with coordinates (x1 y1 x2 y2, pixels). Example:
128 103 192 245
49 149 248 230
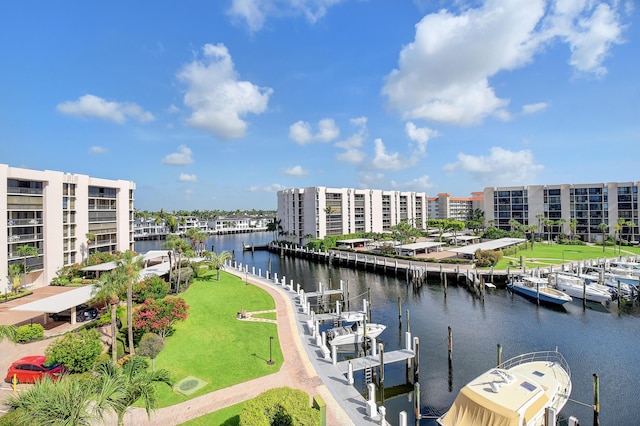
427 192 484 221
277 187 428 244
2 164 135 290
483 182 639 243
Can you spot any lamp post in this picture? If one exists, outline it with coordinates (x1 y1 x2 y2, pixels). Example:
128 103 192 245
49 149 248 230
245 270 248 285
267 336 274 365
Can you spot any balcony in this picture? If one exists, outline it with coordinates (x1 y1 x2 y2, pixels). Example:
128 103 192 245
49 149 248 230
7 218 42 226
7 233 44 243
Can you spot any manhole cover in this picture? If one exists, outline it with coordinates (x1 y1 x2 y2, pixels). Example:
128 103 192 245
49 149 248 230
173 376 208 396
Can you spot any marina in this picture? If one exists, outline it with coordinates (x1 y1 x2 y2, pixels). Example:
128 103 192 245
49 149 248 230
136 232 640 425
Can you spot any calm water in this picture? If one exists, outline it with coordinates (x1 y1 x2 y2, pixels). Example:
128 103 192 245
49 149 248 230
137 233 640 425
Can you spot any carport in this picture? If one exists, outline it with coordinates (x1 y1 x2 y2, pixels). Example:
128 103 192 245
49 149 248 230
10 285 96 325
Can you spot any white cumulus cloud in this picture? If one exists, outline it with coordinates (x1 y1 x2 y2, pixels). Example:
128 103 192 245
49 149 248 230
178 173 199 183
162 145 194 166
443 146 544 186
289 118 339 144
247 183 286 192
228 0 345 32
521 102 548 115
335 117 367 163
88 146 108 154
178 43 273 140
282 165 309 176
382 0 625 126
405 122 438 156
56 94 154 123
393 175 434 191
372 138 410 171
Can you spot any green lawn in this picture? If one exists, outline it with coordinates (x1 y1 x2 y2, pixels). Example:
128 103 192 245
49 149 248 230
491 243 640 269
252 312 277 320
153 272 283 407
179 402 243 426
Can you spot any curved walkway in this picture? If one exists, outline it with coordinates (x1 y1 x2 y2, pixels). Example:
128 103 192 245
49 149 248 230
121 271 354 426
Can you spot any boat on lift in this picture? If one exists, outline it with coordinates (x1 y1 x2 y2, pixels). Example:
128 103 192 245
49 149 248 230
507 276 573 306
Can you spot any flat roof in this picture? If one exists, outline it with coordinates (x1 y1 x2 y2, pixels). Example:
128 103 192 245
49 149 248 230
10 285 96 314
397 241 444 250
448 238 527 255
336 238 372 244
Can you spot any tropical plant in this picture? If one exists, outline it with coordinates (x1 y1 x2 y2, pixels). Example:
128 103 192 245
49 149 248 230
569 218 578 241
132 297 189 340
239 387 320 426
92 270 126 364
46 328 103 373
15 244 39 288
598 222 608 252
0 325 17 343
8 262 24 292
5 375 102 426
206 250 232 281
95 356 172 426
115 251 144 356
85 232 96 263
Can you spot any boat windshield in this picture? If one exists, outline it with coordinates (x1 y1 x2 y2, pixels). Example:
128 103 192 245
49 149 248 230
351 322 359 332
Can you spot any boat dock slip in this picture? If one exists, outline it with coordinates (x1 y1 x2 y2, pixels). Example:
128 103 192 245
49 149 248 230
336 348 415 374
304 289 343 298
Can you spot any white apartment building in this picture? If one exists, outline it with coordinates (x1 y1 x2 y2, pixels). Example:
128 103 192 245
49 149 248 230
2 164 135 290
277 187 429 244
483 182 639 243
427 192 484 221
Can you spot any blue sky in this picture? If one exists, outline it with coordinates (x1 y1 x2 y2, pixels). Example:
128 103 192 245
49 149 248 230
1 1 637 211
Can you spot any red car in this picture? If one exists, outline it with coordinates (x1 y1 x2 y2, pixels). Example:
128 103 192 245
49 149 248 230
4 355 66 384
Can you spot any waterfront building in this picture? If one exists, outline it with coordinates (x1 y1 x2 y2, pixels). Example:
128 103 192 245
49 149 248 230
483 182 639 243
427 192 484 221
277 187 429 244
2 164 135 290
134 217 170 239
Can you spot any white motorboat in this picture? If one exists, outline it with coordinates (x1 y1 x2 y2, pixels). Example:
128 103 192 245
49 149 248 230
326 317 386 346
507 276 572 306
552 273 612 303
584 272 638 300
438 350 572 426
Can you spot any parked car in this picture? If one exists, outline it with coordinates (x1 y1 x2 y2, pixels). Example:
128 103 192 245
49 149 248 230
4 355 66 384
51 304 99 322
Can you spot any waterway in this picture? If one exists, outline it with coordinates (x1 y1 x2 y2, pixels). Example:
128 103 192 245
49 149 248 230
136 232 640 425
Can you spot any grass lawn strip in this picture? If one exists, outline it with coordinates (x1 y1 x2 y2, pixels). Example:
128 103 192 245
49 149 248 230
152 272 283 407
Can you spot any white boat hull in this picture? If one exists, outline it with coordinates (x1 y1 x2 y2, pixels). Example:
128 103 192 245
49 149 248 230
327 322 386 346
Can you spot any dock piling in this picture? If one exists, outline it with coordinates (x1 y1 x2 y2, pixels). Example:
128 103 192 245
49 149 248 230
593 373 600 426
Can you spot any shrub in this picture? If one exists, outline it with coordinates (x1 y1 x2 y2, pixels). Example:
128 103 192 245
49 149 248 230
133 297 189 340
45 329 102 373
133 276 169 302
475 249 502 267
239 387 320 426
15 324 44 343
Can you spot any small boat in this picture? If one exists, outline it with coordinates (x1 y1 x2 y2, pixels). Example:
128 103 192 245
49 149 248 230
438 350 572 426
507 276 572 306
552 273 612 303
583 272 637 301
326 317 386 346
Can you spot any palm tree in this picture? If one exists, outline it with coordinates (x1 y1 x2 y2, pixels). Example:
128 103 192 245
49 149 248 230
5 375 103 426
0 325 17 342
615 219 625 255
95 356 172 426
598 222 608 253
555 218 566 242
8 262 25 293
207 251 232 281
116 251 144 356
569 218 578 241
92 270 126 364
15 244 38 288
536 214 544 240
85 232 96 263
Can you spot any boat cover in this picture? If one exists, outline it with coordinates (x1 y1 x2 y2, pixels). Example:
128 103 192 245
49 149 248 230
439 386 520 426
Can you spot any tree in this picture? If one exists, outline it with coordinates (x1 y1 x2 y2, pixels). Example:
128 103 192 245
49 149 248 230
389 220 422 245
133 276 169 302
115 251 144 356
5 375 103 426
96 356 172 426
206 250 232 281
525 224 538 250
85 232 96 262
536 214 545 239
138 333 165 371
569 218 578 241
615 218 625 254
15 244 39 288
598 222 608 252
8 262 25 292
0 325 17 343
555 218 566 243
45 328 103 374
92 270 125 364
133 297 189 340
447 220 466 246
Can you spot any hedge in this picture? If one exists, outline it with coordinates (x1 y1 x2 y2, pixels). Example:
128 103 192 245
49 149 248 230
239 387 321 426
